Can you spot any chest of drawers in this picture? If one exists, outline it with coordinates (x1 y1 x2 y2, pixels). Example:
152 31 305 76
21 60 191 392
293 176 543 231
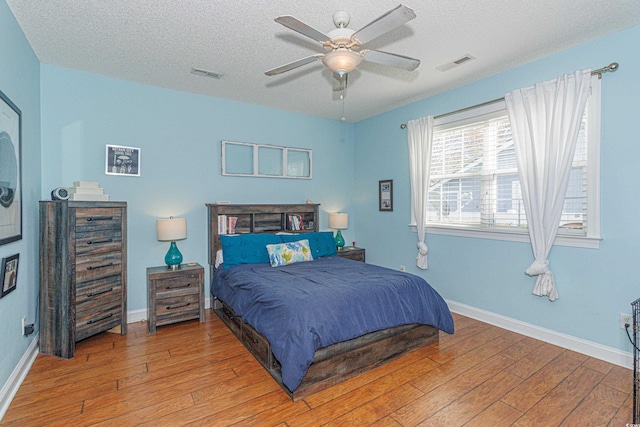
39 201 127 358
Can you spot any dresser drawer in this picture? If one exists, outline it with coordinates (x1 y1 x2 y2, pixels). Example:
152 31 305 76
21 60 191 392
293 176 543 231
75 230 122 256
76 305 122 341
76 276 122 314
75 252 123 283
74 208 123 232
154 274 200 299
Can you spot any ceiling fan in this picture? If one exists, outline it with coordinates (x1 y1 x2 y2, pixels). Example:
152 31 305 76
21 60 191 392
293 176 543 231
264 4 420 93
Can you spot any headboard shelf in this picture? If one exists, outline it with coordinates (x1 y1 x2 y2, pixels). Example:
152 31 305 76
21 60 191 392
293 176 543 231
205 203 320 273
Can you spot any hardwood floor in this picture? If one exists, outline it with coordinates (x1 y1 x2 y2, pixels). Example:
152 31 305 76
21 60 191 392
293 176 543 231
1 311 634 426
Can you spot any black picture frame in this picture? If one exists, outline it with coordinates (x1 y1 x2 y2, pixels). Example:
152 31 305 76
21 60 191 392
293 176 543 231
379 179 393 211
1 253 19 298
0 90 22 246
105 144 141 176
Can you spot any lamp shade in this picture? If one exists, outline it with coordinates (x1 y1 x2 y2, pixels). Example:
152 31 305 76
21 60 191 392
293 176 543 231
156 217 187 241
329 213 348 230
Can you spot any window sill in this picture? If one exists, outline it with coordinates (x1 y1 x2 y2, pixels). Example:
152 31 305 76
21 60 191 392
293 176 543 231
410 224 601 249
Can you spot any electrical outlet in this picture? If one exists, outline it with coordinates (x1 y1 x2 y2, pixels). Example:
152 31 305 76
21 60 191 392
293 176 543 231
21 316 26 336
620 313 633 330
399 265 406 272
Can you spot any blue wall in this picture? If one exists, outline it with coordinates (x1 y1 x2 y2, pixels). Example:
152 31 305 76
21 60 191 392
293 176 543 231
354 24 640 353
0 0 41 392
40 66 356 314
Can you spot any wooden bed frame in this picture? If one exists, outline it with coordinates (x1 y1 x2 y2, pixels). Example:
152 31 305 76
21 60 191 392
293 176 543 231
206 203 440 401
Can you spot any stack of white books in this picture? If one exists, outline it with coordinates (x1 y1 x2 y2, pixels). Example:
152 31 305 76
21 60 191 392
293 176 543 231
68 181 110 201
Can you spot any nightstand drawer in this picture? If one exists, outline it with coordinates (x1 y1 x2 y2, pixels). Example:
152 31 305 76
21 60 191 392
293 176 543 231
337 247 365 262
154 274 200 298
155 293 200 326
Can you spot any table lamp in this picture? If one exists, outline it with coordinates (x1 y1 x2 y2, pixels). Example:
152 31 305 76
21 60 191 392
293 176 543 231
156 217 187 270
329 213 348 249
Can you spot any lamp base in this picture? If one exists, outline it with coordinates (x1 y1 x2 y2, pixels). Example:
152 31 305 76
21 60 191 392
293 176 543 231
165 241 183 270
334 230 345 248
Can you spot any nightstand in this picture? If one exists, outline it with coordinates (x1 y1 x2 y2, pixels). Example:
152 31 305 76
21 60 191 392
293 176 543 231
147 263 205 333
337 247 365 262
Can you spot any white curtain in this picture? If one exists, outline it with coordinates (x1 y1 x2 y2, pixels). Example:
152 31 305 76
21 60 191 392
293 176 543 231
505 69 591 301
407 116 434 269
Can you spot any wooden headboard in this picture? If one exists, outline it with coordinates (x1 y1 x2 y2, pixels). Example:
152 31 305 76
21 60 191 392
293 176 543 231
205 203 320 275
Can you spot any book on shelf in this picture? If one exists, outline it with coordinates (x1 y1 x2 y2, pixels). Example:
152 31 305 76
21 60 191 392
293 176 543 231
69 193 110 201
218 215 227 235
288 214 304 231
228 217 237 234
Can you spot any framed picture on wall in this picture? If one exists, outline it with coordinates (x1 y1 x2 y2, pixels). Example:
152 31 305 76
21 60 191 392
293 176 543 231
1 253 19 298
379 179 393 211
105 144 141 176
0 89 22 246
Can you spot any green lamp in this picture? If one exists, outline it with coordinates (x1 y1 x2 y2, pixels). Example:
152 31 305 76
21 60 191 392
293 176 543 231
329 212 348 249
156 216 187 270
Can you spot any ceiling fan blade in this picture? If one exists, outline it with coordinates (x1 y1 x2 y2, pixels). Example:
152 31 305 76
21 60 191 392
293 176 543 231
265 54 324 76
361 49 420 71
275 16 331 44
351 5 416 46
333 72 348 92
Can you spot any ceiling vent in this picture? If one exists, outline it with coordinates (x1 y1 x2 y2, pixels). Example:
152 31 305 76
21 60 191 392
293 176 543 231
436 54 476 72
191 68 223 79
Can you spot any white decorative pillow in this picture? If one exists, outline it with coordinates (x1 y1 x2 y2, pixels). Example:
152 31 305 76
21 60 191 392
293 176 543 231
266 239 313 267
214 249 224 268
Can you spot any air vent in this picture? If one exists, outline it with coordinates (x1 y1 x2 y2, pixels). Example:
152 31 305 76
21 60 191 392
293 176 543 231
436 54 476 72
191 68 223 79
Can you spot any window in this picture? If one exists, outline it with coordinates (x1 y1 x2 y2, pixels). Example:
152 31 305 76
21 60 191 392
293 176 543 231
423 76 601 248
221 141 312 179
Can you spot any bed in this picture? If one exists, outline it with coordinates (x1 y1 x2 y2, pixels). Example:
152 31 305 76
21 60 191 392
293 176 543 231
206 203 454 400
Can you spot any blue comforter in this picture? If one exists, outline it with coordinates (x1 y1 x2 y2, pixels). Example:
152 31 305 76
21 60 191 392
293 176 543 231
211 256 454 391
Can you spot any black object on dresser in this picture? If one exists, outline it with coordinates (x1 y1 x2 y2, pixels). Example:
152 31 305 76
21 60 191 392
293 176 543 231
39 201 127 358
147 263 205 333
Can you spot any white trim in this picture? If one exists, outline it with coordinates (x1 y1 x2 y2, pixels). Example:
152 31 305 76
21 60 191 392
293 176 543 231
0 335 39 422
446 299 633 370
418 224 602 249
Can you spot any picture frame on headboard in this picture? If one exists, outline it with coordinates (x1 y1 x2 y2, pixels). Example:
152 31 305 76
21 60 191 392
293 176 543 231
0 89 22 246
379 179 393 211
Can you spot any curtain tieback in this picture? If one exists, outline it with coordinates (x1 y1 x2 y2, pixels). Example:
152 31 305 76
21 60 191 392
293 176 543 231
417 242 428 255
525 259 550 276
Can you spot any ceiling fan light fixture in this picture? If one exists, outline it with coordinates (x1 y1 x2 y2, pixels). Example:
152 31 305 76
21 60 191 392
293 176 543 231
322 49 362 75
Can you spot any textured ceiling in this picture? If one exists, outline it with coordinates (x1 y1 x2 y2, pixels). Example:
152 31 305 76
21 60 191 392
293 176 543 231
6 0 640 122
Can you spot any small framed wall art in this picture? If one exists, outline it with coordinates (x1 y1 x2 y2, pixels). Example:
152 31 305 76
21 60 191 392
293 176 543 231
1 253 19 298
106 145 141 176
379 179 393 211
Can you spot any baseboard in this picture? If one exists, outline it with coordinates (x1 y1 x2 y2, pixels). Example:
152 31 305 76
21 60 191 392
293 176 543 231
447 299 633 370
0 335 39 421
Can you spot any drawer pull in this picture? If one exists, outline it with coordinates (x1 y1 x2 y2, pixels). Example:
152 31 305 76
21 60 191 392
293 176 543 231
87 262 114 270
245 330 260 344
86 216 114 222
86 238 113 245
87 288 113 297
167 302 190 310
222 306 235 320
166 283 191 290
86 313 113 324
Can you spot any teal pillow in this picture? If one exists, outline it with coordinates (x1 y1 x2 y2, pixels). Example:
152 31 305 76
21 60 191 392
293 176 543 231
220 234 282 269
280 232 337 258
266 239 313 267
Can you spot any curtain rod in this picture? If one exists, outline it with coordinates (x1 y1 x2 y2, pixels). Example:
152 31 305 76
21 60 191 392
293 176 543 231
400 62 619 129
